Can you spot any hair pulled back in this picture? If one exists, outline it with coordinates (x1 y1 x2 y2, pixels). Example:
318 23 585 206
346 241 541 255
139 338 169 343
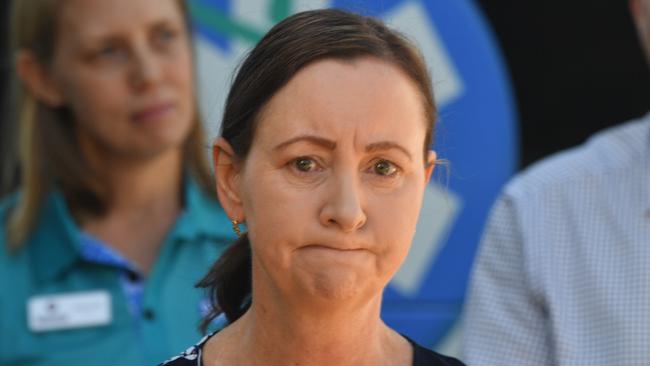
198 8 436 331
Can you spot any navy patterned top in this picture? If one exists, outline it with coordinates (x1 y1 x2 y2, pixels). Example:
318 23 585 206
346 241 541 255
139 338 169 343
159 331 465 366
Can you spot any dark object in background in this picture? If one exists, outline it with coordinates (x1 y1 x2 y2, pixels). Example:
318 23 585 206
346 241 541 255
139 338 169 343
477 0 650 169
0 1 7 122
1 0 16 197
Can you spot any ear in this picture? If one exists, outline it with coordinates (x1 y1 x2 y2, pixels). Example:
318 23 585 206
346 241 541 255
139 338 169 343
15 50 65 107
212 137 245 221
424 150 437 184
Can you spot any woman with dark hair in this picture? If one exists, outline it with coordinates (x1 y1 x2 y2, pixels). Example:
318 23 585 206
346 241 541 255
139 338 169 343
162 8 464 366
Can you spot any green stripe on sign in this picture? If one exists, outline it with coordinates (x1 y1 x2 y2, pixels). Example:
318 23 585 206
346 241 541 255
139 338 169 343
269 0 293 23
188 1 265 44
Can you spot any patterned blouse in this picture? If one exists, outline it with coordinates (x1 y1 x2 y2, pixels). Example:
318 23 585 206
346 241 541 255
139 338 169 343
160 331 465 366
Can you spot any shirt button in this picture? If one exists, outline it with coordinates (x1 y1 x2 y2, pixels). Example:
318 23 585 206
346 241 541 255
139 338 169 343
126 270 140 282
143 309 155 321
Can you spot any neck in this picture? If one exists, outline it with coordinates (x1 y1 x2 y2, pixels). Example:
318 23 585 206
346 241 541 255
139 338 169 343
81 147 185 273
99 151 184 216
216 286 410 366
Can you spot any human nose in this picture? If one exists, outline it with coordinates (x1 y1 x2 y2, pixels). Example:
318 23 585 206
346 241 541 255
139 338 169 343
130 45 162 91
319 173 367 232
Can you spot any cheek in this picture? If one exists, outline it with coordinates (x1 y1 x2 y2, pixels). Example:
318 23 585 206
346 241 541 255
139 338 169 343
62 71 126 124
165 48 194 94
242 169 305 245
242 166 321 269
162 51 196 123
368 180 426 270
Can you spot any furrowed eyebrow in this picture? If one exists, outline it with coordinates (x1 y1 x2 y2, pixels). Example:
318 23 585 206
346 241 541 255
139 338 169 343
365 141 412 161
273 135 337 151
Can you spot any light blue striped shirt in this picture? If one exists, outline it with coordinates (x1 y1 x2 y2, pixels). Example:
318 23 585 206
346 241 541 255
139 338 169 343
463 112 650 365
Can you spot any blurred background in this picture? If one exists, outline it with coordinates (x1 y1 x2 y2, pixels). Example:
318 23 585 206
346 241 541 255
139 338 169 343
2 1 646 169
1 0 648 357
477 0 650 167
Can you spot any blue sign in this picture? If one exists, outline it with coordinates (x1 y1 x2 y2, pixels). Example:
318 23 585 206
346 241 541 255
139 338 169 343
189 0 517 350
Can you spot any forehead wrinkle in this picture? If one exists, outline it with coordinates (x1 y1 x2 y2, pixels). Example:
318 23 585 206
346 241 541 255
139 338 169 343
365 141 413 161
258 58 426 159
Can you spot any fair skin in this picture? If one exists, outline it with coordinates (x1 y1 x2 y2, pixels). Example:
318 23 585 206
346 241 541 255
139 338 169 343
16 0 195 273
631 0 650 64
209 57 436 366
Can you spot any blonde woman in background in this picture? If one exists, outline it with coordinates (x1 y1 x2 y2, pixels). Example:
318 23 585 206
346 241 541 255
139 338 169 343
0 0 234 365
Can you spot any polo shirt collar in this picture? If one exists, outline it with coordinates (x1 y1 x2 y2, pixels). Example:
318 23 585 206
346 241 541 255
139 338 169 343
28 177 232 283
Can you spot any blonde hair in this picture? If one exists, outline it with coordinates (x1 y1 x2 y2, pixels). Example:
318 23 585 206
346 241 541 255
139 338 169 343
4 0 212 249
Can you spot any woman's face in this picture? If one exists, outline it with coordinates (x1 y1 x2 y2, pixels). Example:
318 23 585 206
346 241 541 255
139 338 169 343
45 0 195 160
230 57 435 304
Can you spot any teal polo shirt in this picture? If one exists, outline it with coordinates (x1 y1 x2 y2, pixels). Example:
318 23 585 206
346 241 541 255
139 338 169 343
0 180 235 366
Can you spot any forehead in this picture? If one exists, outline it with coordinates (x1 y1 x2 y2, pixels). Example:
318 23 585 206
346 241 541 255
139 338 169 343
56 0 183 40
256 57 427 148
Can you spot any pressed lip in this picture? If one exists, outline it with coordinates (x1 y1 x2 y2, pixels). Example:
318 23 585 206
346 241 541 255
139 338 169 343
131 102 174 122
301 244 366 252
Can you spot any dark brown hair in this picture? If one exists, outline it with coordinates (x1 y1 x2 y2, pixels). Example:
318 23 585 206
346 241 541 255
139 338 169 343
198 8 436 331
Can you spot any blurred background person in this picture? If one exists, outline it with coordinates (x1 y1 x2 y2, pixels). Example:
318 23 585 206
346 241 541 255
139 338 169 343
463 0 650 364
0 0 233 365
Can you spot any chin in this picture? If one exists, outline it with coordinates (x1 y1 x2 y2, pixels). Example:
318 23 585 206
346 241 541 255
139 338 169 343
299 268 368 301
116 139 183 162
132 125 192 157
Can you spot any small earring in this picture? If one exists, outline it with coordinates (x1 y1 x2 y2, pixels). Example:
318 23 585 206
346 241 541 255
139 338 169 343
231 219 244 237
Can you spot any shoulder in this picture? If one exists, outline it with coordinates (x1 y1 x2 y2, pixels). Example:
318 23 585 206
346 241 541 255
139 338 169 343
159 332 215 366
0 192 19 225
504 115 649 201
0 190 73 253
410 341 466 366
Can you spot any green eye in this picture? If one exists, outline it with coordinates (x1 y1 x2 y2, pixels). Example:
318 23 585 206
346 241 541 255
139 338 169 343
374 160 397 176
294 158 316 172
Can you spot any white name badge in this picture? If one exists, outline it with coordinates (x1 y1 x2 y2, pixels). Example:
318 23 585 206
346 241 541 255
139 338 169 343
27 290 112 332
